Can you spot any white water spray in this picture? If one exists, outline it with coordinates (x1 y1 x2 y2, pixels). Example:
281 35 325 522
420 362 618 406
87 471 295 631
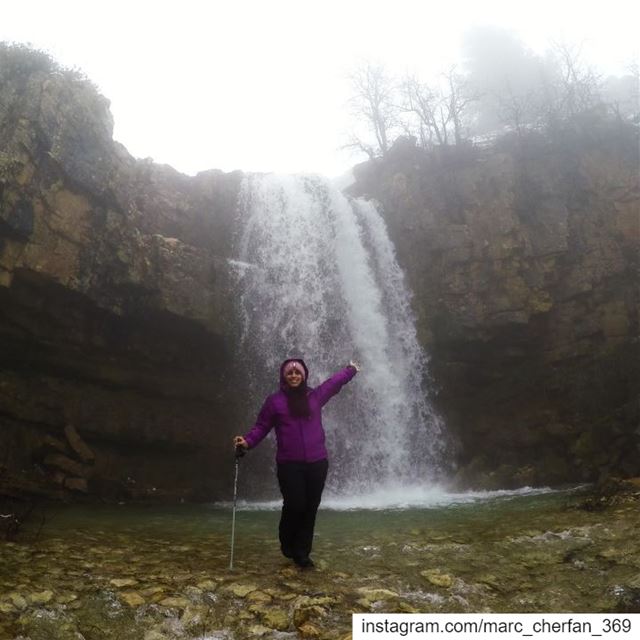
234 174 445 497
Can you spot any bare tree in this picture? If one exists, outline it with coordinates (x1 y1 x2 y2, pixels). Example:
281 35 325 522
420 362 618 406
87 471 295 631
400 74 448 147
346 62 399 158
540 41 602 126
605 60 640 123
557 42 601 115
628 60 640 122
495 79 542 136
400 67 478 148
443 66 479 145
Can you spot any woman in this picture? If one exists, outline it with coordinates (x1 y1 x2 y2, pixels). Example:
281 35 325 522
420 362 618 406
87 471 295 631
234 358 360 569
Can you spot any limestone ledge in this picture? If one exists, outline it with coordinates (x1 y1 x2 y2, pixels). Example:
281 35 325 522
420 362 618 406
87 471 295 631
0 45 242 502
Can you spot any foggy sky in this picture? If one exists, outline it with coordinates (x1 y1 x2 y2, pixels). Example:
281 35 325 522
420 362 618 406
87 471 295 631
2 0 637 177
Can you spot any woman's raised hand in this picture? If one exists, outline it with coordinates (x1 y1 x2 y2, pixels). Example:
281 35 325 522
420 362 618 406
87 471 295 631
348 360 361 372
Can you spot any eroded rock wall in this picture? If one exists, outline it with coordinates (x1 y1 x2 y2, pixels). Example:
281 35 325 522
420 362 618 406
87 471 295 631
350 131 639 488
0 45 243 501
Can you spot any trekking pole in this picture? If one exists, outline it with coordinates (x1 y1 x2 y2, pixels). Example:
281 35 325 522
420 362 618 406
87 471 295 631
229 444 245 570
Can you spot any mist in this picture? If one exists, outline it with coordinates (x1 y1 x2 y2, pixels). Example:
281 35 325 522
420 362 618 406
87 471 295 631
1 0 637 176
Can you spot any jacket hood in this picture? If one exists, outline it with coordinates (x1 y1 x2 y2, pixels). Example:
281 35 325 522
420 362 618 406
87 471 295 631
280 358 309 389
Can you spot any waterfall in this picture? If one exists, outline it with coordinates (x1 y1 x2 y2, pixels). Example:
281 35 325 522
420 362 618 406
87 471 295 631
233 173 445 499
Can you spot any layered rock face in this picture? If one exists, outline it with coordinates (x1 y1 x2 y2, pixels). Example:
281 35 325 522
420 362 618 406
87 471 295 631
350 133 639 488
1 45 243 501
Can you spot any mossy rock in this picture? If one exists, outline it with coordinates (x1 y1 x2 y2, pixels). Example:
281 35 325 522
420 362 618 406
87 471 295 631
421 570 454 588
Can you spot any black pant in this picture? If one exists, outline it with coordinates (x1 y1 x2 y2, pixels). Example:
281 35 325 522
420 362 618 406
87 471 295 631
276 459 328 560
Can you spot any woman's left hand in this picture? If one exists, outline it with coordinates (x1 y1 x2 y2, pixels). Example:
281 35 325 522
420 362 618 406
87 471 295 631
349 360 361 372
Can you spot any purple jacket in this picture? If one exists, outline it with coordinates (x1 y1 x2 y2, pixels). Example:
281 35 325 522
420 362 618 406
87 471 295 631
243 363 357 463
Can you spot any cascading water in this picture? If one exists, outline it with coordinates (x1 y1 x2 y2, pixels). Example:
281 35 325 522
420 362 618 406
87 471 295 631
233 173 446 500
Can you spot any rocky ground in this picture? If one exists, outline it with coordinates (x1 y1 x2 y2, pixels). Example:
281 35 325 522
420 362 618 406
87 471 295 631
1 485 639 639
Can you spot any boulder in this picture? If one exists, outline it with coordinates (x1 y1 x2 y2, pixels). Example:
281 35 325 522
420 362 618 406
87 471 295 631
119 591 145 607
43 453 90 478
64 424 95 462
64 477 88 493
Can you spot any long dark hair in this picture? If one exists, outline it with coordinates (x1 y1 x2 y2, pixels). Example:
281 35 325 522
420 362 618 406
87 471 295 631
280 359 311 418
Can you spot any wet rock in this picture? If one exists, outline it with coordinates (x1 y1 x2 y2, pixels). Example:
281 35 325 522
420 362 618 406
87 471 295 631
599 547 624 561
56 593 78 604
43 453 91 478
109 577 139 588
222 612 237 627
246 590 273 604
180 604 208 630
260 606 290 631
286 578 309 589
293 595 338 608
159 596 190 609
355 598 373 610
171 572 192 582
475 574 508 593
223 582 258 597
279 567 300 578
279 592 299 601
247 625 272 636
356 587 399 601
299 621 322 638
63 424 95 462
0 602 15 614
613 586 640 613
28 590 54 605
629 574 640 589
183 585 203 600
421 570 454 588
64 476 89 493
119 591 145 607
144 631 169 640
16 612 84 640
196 579 218 591
140 586 166 598
293 604 327 628
8 592 28 610
40 433 71 455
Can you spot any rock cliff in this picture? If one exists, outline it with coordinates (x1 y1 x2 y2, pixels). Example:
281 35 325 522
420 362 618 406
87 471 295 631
1 45 243 501
349 131 639 488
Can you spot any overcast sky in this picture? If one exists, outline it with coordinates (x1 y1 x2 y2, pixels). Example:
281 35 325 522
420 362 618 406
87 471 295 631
2 0 638 177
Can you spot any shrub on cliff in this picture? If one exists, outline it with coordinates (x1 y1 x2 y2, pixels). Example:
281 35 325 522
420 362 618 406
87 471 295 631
0 41 95 92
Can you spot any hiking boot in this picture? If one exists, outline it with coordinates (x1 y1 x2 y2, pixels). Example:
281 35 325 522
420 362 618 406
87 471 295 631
294 556 315 569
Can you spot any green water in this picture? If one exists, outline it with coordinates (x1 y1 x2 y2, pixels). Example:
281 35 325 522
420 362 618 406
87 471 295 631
1 489 639 639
